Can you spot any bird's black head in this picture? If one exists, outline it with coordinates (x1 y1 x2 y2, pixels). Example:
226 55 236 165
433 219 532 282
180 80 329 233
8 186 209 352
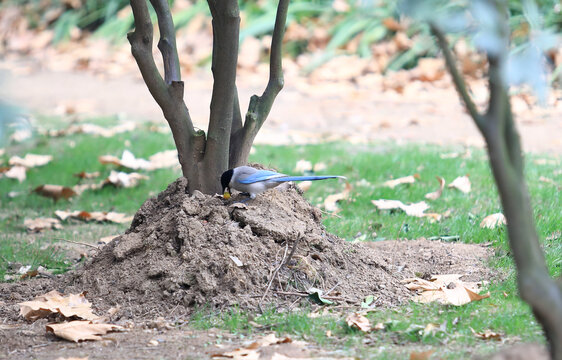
220 169 234 194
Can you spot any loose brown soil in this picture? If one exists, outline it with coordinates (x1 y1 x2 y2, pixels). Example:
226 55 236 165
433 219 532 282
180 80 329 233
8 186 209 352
0 177 510 359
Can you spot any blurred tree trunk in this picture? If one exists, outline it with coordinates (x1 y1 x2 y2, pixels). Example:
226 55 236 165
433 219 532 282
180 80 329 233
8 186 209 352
128 0 289 194
431 17 562 359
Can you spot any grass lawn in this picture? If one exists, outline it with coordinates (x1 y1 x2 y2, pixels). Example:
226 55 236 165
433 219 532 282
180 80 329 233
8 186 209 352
0 120 560 358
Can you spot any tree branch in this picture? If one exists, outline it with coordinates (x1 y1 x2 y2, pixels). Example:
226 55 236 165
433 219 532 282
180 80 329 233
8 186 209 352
149 0 181 84
430 23 484 132
204 0 240 184
129 0 201 188
230 0 290 167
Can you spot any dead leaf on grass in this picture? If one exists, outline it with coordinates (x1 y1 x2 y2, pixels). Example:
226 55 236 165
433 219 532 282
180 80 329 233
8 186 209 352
470 327 503 341
2 165 27 182
294 159 312 173
212 333 306 360
99 150 151 170
448 175 471 193
382 174 419 188
73 171 100 179
480 213 507 229
402 274 490 306
34 185 77 201
103 170 148 188
345 312 371 332
409 349 435 360
47 320 123 342
24 217 62 232
99 235 118 244
55 210 133 224
46 122 136 138
9 154 52 167
72 183 103 194
372 199 431 217
425 176 446 200
297 181 312 192
323 182 352 212
147 149 179 170
19 290 98 321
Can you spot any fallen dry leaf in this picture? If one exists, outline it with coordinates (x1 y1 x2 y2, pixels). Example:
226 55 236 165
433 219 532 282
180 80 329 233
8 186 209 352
9 154 52 168
99 235 118 244
24 217 62 232
99 150 151 170
19 290 99 321
46 122 136 138
313 162 327 172
323 182 352 212
480 213 507 229
346 312 371 332
73 171 100 179
425 176 446 200
409 349 435 360
372 199 430 217
55 210 133 224
297 181 312 192
382 174 418 188
72 183 103 194
403 274 490 306
294 159 312 173
34 184 77 201
212 333 306 360
448 175 471 193
103 170 148 188
147 149 179 170
470 327 503 341
46 320 123 342
3 165 27 182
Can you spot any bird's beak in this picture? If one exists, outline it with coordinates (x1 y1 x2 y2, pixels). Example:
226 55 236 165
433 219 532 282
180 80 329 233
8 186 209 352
223 190 231 200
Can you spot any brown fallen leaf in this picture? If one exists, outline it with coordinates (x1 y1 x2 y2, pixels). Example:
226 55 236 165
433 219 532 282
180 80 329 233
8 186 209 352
470 327 503 341
480 213 507 229
72 183 103 194
34 185 77 201
46 122 136 138
212 334 305 360
448 175 471 193
372 199 430 217
99 235 119 244
24 217 62 232
324 182 352 212
410 349 435 360
382 174 419 188
19 290 98 321
55 210 133 224
346 312 371 332
73 171 100 179
425 176 446 200
9 154 53 168
382 17 404 31
47 320 123 342
297 181 312 192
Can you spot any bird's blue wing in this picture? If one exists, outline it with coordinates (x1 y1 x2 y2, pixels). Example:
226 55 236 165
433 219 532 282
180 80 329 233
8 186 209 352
268 175 345 182
238 170 285 184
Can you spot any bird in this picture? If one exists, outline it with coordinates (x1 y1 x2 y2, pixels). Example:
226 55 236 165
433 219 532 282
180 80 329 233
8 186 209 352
220 165 345 200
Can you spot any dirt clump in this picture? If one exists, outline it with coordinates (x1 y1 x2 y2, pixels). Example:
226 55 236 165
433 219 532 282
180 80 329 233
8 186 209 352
60 177 410 318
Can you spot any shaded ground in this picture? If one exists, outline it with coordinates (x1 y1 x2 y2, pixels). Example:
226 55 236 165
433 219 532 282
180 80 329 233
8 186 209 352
1 61 561 154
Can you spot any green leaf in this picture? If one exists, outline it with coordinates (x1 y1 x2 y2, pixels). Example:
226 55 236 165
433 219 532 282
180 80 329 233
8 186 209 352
307 287 334 305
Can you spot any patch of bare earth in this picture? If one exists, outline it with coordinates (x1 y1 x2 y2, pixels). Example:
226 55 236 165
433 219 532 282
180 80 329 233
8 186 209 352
0 177 512 359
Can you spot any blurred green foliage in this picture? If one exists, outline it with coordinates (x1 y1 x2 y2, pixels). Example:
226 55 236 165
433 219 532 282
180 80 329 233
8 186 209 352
2 0 560 72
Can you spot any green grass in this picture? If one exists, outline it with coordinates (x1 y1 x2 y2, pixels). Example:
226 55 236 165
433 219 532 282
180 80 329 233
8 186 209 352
1 121 560 358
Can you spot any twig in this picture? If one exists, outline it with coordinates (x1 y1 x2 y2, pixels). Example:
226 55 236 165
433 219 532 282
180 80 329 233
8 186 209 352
259 242 289 311
55 238 99 249
283 235 301 268
324 281 341 296
272 290 347 302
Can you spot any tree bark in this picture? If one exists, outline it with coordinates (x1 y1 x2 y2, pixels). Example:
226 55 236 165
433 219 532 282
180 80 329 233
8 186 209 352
128 0 206 193
229 0 290 168
431 23 562 359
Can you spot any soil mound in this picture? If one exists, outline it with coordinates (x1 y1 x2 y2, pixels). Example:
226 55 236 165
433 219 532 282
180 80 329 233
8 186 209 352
63 177 411 317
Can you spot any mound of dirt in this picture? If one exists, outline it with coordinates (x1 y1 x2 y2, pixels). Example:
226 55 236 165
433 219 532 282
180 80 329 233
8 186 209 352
62 177 412 318
0 177 496 322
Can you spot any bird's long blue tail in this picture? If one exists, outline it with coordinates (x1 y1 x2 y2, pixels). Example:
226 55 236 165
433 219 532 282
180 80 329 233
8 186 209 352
269 175 346 182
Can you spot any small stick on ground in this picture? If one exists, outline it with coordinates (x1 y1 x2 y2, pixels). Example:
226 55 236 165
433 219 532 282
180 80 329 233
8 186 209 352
55 238 99 249
259 242 289 312
258 234 302 312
